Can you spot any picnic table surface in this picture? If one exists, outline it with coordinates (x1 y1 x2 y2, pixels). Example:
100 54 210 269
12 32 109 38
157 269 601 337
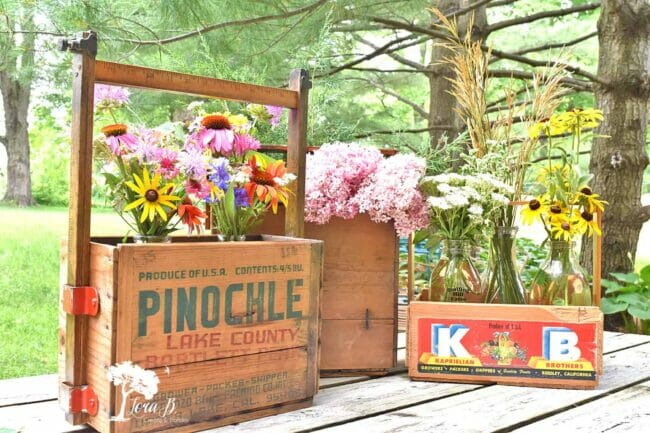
1 331 649 433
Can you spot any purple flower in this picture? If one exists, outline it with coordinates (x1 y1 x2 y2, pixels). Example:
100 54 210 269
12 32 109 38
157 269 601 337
178 149 207 179
234 187 250 208
233 133 261 157
265 105 284 127
94 84 130 109
129 128 160 162
208 158 231 191
155 148 180 180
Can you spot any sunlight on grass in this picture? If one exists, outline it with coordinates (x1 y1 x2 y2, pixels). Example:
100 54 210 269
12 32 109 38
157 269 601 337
0 205 129 379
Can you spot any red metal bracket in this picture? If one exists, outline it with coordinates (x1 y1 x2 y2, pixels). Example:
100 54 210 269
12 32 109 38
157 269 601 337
62 285 99 316
59 382 99 416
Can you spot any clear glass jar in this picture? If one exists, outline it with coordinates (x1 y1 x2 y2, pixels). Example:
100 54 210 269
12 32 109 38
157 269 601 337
427 240 483 303
133 234 171 244
528 240 592 306
483 226 526 304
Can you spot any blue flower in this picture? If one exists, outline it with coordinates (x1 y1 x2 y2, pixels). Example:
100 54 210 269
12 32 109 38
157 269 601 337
234 187 249 208
208 158 230 191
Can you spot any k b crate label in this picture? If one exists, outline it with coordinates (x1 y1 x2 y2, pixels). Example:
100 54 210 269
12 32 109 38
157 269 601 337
417 318 597 380
126 243 314 368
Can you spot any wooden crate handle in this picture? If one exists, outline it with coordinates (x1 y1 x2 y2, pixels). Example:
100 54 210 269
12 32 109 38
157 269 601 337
406 202 603 307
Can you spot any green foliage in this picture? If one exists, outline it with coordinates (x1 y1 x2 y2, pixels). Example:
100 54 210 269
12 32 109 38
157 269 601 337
29 106 69 206
601 267 650 335
517 237 548 289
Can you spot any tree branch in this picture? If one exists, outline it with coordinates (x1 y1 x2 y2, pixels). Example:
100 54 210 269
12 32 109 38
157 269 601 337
354 125 453 139
444 0 494 19
488 0 521 7
488 69 592 91
0 135 5 145
637 205 650 223
355 77 429 119
513 31 598 55
487 2 601 34
120 0 329 45
348 67 421 73
489 47 606 85
353 35 426 71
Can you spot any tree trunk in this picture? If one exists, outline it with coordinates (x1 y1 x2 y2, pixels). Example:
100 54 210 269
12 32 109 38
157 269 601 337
427 0 487 150
584 0 650 329
1 74 33 206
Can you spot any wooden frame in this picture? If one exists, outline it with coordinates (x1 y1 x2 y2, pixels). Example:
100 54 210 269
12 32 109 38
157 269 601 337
59 31 312 427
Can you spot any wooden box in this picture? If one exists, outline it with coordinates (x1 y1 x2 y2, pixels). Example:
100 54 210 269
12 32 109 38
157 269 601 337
407 302 603 389
258 210 398 375
59 235 322 433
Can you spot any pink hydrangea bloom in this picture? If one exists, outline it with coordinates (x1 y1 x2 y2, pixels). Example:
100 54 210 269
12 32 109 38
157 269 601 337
94 84 130 108
352 154 430 236
304 143 383 224
265 105 284 127
233 133 261 157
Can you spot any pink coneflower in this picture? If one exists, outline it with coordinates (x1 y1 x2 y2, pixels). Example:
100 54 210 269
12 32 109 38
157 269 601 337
178 149 207 179
101 124 138 156
189 114 235 155
94 84 130 109
233 133 261 157
265 105 284 127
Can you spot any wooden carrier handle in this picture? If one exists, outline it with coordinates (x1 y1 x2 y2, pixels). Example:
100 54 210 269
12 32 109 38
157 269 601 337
60 30 310 425
406 202 603 307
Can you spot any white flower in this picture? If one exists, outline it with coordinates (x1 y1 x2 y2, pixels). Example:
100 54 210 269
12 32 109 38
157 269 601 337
468 204 483 215
446 193 469 207
232 166 252 184
275 173 296 187
437 183 452 193
427 196 451 210
491 192 511 205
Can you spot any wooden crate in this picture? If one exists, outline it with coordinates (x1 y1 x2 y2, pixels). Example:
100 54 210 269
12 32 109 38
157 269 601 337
407 302 603 389
258 210 398 376
59 235 322 433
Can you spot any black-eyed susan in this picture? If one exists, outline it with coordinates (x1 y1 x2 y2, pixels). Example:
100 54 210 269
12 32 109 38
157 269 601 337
124 166 180 222
551 220 574 242
557 108 604 133
528 116 566 139
573 209 601 237
575 186 607 212
520 198 548 225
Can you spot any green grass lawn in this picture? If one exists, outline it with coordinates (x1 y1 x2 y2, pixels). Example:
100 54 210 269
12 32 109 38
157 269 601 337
0 205 128 379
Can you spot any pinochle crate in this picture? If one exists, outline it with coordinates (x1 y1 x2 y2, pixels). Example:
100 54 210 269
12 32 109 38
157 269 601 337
407 206 604 390
58 31 323 433
256 206 399 376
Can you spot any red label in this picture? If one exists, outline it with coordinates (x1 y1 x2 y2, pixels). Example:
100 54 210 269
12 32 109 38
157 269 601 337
417 318 597 380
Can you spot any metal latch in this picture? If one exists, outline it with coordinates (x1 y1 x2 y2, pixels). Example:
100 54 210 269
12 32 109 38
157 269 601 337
59 382 99 416
62 285 99 316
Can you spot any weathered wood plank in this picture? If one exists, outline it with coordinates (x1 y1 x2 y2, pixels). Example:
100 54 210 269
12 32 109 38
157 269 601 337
512 380 650 432
0 400 93 433
94 61 298 108
0 374 57 408
316 342 650 433
602 331 650 353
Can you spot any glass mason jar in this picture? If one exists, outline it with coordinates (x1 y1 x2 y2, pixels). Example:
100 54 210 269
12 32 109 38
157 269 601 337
133 234 172 244
427 240 483 303
528 240 592 306
483 226 526 304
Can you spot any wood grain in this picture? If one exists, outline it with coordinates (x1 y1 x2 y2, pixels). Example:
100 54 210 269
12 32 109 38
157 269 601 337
61 46 96 426
94 61 298 108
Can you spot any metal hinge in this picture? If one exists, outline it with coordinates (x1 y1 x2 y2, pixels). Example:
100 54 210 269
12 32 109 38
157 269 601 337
59 382 99 416
62 285 99 316
57 30 98 57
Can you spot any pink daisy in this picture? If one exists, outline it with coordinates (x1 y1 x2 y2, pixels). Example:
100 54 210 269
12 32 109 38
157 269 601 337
101 124 138 156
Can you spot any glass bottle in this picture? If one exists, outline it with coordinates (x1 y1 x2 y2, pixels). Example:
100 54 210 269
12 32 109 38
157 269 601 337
427 240 483 303
133 234 171 244
528 240 592 306
483 226 526 304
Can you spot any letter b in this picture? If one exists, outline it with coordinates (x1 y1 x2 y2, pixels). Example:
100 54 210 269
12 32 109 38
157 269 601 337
543 327 581 361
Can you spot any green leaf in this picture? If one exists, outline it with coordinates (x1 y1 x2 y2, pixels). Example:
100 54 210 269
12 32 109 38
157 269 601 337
628 305 650 321
639 265 650 285
245 150 277 167
224 186 236 222
610 272 639 284
616 292 649 307
600 297 628 314
601 279 622 291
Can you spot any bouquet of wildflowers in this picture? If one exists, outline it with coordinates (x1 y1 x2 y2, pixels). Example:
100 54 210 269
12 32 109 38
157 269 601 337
521 108 607 241
95 85 205 239
419 173 513 244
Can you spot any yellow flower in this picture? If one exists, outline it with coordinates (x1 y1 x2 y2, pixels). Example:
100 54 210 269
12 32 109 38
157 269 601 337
528 116 566 139
572 209 601 237
555 108 603 134
574 186 607 212
536 163 570 183
550 219 574 241
223 111 249 132
520 198 547 225
124 167 180 223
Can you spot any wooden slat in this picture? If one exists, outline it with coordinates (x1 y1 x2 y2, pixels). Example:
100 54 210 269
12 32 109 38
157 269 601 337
314 342 650 433
284 69 310 237
259 145 398 156
94 61 298 108
61 43 96 426
512 380 650 432
0 374 58 408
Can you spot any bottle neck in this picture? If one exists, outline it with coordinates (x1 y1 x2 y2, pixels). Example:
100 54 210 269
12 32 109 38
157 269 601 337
445 239 471 257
